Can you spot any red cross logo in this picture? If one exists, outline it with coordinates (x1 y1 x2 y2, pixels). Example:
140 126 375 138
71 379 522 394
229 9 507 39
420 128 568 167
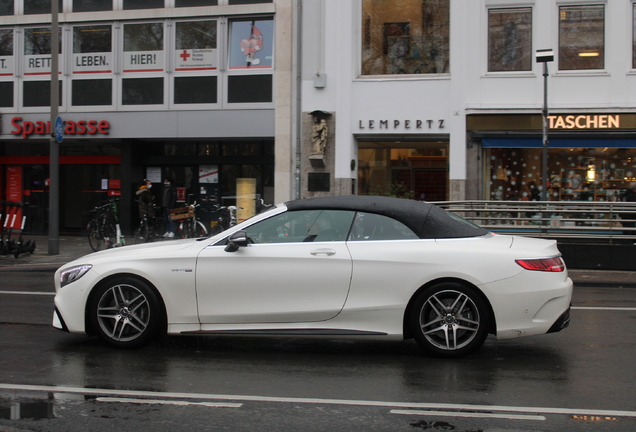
180 50 191 62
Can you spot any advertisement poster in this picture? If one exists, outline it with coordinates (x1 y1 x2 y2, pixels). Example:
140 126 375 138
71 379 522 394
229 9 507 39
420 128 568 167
229 20 274 69
199 165 218 183
236 178 256 221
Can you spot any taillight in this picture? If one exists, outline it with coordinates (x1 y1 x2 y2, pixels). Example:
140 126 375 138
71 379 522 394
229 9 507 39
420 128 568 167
515 256 565 272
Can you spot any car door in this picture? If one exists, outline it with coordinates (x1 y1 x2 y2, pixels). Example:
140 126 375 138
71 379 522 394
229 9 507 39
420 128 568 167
195 209 355 324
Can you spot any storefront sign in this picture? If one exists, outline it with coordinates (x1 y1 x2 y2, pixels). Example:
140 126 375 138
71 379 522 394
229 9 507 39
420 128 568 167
10 117 110 139
73 53 113 74
175 49 217 71
358 119 446 130
548 114 620 130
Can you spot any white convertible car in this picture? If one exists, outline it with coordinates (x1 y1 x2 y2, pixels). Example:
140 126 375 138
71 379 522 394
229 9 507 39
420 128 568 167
53 196 572 358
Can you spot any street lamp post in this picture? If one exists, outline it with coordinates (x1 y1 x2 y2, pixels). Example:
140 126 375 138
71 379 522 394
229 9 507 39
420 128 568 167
49 0 60 254
536 49 554 202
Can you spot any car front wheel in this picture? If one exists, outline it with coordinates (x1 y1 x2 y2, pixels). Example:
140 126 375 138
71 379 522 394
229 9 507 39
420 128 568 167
410 282 490 358
89 277 165 348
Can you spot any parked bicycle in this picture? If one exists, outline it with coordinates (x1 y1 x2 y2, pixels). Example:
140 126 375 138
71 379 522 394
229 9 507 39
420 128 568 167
133 201 164 244
87 199 124 252
172 201 208 239
208 203 242 236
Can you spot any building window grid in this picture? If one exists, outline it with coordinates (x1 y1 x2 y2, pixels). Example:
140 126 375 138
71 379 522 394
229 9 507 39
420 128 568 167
0 15 274 111
0 0 271 14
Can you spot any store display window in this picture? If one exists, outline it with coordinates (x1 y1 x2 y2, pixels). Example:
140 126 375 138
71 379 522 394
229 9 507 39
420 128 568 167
361 0 449 75
358 142 449 201
485 147 636 201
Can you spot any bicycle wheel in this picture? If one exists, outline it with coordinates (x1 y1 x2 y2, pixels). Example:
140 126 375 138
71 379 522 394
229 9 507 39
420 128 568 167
88 221 106 252
133 222 150 244
194 220 208 238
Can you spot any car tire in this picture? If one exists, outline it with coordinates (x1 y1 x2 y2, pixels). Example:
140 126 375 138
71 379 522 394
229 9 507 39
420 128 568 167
89 277 165 349
410 282 490 358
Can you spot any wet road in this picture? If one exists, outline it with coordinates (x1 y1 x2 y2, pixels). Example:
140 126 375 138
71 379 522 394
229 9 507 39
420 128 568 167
1 272 636 431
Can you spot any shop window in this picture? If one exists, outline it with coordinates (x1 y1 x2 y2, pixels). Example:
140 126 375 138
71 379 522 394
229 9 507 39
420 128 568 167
175 76 217 104
73 0 113 12
0 1 13 16
227 75 272 103
361 0 449 75
123 0 164 10
488 8 532 72
484 148 636 202
24 27 62 56
24 0 62 15
0 82 13 107
72 79 112 106
122 77 163 105
559 4 604 70
23 80 62 107
176 0 218 6
358 144 448 201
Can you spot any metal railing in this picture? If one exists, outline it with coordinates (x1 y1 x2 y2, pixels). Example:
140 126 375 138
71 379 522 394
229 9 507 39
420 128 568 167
430 200 636 243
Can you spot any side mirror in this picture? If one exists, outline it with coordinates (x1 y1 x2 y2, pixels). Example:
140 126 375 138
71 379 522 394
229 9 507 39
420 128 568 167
225 230 250 252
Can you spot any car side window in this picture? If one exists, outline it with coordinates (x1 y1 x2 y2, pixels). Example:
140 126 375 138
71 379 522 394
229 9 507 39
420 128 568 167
349 212 418 241
245 210 355 244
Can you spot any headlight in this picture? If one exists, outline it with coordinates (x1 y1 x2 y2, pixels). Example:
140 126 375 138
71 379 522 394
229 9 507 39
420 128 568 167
60 264 93 288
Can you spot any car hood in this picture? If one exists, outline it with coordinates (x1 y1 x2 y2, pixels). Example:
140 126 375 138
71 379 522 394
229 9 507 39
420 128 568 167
61 238 206 269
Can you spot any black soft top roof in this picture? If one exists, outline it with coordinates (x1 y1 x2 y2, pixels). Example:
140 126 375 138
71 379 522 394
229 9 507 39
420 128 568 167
284 195 489 239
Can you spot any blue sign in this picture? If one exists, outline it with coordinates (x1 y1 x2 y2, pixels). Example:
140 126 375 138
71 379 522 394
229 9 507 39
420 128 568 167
54 116 64 143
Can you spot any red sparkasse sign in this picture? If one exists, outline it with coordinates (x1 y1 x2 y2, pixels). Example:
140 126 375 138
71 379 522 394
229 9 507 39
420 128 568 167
10 117 110 139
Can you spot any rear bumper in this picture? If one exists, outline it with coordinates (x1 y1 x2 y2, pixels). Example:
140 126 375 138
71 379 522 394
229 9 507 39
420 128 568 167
547 305 571 333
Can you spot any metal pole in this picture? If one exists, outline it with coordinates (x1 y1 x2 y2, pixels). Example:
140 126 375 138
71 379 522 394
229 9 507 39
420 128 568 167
49 0 59 255
541 61 549 202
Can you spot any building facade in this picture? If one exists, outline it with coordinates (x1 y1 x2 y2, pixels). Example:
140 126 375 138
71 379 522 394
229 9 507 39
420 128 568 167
0 0 296 234
299 0 636 204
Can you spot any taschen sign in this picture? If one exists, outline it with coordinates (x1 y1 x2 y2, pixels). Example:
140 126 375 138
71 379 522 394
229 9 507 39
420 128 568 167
10 117 110 139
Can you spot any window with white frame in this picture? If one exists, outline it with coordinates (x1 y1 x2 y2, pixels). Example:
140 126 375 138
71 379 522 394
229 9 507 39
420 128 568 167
227 18 274 103
122 22 165 105
24 0 62 14
72 25 113 106
174 20 218 104
559 4 604 70
0 1 14 15
488 8 532 72
361 0 450 75
0 28 14 107
23 26 63 108
73 0 113 12
123 0 164 10
176 0 218 6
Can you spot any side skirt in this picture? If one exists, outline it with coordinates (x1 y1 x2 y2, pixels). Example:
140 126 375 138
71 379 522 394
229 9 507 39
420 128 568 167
180 329 388 336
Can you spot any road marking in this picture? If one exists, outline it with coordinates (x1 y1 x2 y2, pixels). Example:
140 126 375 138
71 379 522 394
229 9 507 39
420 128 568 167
96 397 242 408
391 409 546 421
0 291 55 296
1 383 636 419
572 306 636 311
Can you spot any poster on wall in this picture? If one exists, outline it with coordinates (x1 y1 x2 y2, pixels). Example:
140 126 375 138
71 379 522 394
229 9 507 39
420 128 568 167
6 166 23 229
199 165 218 183
229 19 274 69
146 167 161 183
236 178 256 222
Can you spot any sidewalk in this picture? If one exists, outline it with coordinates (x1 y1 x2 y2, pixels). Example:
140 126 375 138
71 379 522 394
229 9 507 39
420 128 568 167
0 234 635 287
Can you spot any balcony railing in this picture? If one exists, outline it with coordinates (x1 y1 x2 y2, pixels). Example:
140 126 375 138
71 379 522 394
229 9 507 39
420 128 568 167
430 200 636 243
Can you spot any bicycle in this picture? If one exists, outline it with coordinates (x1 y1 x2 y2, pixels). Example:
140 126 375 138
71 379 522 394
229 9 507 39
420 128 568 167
172 201 208 239
208 203 242 236
87 199 124 252
133 202 164 244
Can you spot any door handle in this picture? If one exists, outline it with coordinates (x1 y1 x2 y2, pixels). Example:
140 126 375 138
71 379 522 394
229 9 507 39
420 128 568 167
310 248 336 256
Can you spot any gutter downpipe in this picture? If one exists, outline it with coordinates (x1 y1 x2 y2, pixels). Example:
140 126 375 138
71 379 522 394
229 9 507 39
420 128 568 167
294 0 302 199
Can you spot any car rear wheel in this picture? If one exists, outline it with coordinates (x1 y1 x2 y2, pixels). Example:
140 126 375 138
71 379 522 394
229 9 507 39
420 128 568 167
89 277 165 348
410 282 490 358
